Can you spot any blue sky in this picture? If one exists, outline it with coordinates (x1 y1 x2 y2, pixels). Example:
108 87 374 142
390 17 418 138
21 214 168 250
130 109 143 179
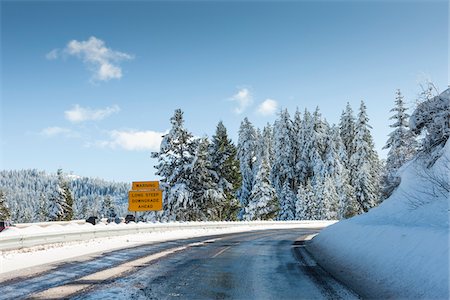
1 0 448 183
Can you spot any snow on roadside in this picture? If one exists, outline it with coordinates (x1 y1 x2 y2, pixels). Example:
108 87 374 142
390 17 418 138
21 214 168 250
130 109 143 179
308 140 449 299
0 220 334 275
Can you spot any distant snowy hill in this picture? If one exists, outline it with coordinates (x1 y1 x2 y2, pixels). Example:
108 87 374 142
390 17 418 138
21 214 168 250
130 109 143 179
0 169 130 222
308 88 449 299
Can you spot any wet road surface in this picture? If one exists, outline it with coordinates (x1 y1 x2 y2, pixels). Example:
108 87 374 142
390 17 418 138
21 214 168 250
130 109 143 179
0 228 359 299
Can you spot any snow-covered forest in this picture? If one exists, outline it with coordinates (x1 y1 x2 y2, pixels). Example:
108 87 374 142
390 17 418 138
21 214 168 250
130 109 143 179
308 86 449 299
0 85 438 223
0 170 129 222
150 85 432 222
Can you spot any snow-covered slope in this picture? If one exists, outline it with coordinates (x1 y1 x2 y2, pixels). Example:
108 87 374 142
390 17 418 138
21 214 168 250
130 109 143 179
308 113 449 297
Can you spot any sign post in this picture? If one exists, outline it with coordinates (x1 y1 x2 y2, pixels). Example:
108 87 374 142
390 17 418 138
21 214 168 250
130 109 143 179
132 181 159 190
128 190 163 211
128 181 163 219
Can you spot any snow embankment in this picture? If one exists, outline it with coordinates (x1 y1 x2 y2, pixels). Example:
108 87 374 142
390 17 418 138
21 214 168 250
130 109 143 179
0 220 335 275
308 140 449 299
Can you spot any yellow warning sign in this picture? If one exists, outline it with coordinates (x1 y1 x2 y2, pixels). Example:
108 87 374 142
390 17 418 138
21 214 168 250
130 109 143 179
128 190 163 211
132 181 159 190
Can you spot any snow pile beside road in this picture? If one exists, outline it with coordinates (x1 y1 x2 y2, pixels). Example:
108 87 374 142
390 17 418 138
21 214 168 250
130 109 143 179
308 140 449 299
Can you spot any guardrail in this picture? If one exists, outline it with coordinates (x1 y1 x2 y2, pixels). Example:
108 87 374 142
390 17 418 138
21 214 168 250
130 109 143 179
14 220 87 229
0 221 333 251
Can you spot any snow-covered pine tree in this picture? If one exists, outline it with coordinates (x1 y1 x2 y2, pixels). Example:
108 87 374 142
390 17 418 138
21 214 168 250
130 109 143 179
322 125 350 219
292 108 302 192
38 193 47 221
101 195 116 218
296 180 315 220
257 123 274 168
236 118 258 219
210 121 241 220
296 109 313 186
277 180 296 220
295 184 306 220
350 101 380 213
311 179 325 220
45 169 74 221
189 137 225 221
152 109 196 221
244 155 278 220
320 175 339 220
74 196 89 219
339 102 356 168
312 107 328 158
381 89 418 199
271 109 295 201
47 170 67 221
330 126 357 219
0 190 11 220
297 108 327 189
58 169 74 221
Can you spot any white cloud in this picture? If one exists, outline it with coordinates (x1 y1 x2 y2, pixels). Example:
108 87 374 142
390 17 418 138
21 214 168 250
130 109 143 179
40 126 77 138
48 36 133 81
230 88 252 114
64 104 120 123
45 49 59 60
257 98 278 116
99 130 166 151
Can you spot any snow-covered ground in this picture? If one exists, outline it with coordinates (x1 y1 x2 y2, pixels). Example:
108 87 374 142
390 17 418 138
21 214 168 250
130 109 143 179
309 140 449 299
0 220 334 275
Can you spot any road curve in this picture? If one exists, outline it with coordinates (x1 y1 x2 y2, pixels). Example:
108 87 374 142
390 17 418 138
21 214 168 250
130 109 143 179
0 228 359 299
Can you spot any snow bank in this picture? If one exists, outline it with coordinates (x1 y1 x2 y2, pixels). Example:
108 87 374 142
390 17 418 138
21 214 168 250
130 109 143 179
308 140 449 298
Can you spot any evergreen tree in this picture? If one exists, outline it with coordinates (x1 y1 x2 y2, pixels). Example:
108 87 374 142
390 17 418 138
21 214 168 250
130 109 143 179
350 101 380 213
101 195 116 218
0 190 11 220
323 125 354 219
296 109 312 184
257 123 274 168
339 102 356 168
292 109 302 192
381 89 418 199
152 109 196 221
295 184 306 220
59 169 74 221
312 107 328 157
47 177 66 221
49 169 74 221
45 169 73 221
271 109 294 196
295 180 315 220
310 180 325 220
190 137 225 221
210 121 242 220
38 193 47 221
244 156 278 220
236 118 258 218
75 196 89 219
320 175 339 220
278 181 296 220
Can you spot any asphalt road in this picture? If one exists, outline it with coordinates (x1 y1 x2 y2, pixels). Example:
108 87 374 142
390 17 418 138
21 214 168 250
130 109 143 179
0 228 359 300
